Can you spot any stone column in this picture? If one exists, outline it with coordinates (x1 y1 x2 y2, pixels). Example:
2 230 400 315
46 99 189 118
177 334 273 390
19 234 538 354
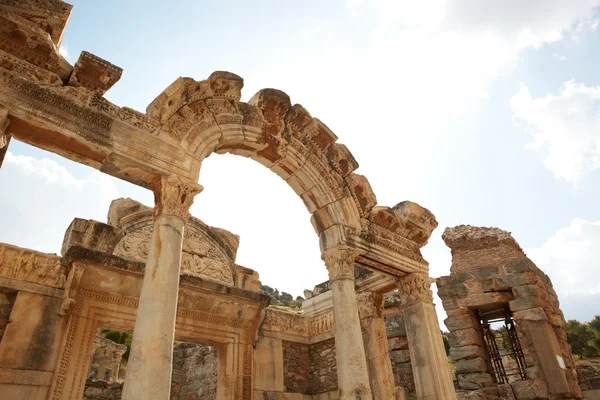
357 291 396 400
122 175 202 400
397 273 457 400
322 247 372 400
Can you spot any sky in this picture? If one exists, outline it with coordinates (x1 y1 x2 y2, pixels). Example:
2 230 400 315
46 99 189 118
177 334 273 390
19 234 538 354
1 0 600 328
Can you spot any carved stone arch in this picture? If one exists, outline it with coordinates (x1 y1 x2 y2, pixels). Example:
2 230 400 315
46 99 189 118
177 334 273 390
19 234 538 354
146 72 375 252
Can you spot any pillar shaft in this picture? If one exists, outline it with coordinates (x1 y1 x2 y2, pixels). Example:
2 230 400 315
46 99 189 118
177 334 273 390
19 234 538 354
122 176 202 400
397 273 456 400
357 291 396 400
323 247 372 400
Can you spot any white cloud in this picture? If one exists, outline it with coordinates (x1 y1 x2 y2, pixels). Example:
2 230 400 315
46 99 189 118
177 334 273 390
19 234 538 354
59 44 69 59
526 218 600 321
552 53 568 61
510 81 600 183
0 152 118 253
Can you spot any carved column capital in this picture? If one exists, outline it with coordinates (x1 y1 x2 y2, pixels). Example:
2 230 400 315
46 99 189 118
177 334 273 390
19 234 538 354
150 175 203 220
322 246 360 281
396 273 435 306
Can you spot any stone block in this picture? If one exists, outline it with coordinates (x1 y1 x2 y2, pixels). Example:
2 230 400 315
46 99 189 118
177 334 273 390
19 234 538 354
502 258 535 274
450 345 487 361
385 314 407 338
387 337 408 351
437 283 469 298
448 328 482 348
457 372 494 390
455 357 488 374
497 383 516 400
67 51 122 94
444 314 478 332
512 307 547 321
509 296 543 312
471 266 500 281
389 350 411 364
509 380 548 400
511 284 541 298
458 292 513 308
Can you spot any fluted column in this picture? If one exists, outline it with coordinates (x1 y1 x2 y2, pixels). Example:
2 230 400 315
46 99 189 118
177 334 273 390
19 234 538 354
323 247 372 400
122 175 202 400
356 291 396 400
396 273 456 400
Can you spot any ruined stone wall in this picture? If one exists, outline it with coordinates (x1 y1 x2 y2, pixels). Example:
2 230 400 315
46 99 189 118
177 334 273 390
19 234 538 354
282 341 311 393
384 292 417 399
171 343 218 400
0 289 17 341
83 342 218 400
439 225 582 400
308 338 337 394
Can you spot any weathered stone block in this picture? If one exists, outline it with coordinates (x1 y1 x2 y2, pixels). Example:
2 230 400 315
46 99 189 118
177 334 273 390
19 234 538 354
389 350 411 364
497 383 516 400
510 380 548 400
509 296 543 312
512 308 547 322
387 337 408 351
471 266 500 281
458 292 513 308
444 314 478 332
448 328 482 348
450 345 486 361
437 283 469 298
385 314 407 338
502 258 536 274
67 51 122 94
455 357 488 374
457 372 494 390
511 284 541 298
494 273 536 290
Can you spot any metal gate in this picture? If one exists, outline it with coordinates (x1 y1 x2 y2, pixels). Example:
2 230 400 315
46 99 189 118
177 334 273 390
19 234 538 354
477 308 527 383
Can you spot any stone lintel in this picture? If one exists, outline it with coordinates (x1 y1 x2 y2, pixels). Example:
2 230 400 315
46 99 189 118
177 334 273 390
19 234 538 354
67 51 123 94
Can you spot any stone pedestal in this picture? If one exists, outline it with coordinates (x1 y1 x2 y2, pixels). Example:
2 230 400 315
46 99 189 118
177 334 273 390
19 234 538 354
121 176 202 400
323 247 372 400
357 291 396 400
397 273 457 400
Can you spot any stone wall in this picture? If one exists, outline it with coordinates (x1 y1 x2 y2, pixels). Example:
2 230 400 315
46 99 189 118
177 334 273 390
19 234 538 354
282 341 311 393
438 225 582 400
83 342 218 400
282 338 337 395
384 291 416 399
309 338 337 394
0 289 16 341
171 343 218 400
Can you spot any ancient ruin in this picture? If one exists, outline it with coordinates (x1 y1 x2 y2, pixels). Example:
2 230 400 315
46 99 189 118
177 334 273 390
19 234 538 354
0 1 590 399
438 226 586 400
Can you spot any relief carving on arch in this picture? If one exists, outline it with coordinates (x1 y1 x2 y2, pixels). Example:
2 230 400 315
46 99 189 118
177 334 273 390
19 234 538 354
112 226 234 286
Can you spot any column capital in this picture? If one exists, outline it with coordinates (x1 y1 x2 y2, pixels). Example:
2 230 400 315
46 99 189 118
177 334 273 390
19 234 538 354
150 175 203 220
322 246 360 281
396 273 435 306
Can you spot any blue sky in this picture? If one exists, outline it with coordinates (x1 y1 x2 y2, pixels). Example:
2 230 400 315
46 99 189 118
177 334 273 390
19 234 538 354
2 0 600 326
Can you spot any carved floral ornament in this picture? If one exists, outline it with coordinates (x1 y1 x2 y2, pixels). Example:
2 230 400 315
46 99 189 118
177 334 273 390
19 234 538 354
151 175 203 220
322 246 361 281
396 273 434 305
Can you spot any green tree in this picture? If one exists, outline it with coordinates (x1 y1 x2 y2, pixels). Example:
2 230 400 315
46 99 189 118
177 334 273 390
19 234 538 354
104 330 132 360
589 315 600 333
441 331 450 356
566 320 597 359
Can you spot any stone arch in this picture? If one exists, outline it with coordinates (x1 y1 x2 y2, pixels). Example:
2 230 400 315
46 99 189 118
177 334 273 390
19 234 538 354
144 72 383 253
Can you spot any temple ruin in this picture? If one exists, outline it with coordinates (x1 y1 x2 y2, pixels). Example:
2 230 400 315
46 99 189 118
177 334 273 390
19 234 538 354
0 1 592 399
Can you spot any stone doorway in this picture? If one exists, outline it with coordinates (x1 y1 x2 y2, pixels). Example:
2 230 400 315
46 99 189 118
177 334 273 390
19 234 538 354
81 328 219 400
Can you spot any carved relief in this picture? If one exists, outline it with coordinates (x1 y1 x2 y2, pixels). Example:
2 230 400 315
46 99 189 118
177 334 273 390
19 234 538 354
0 243 65 287
396 273 434 305
112 226 152 263
181 252 233 286
309 310 335 336
151 175 203 220
261 309 309 336
322 246 360 281
60 265 85 316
